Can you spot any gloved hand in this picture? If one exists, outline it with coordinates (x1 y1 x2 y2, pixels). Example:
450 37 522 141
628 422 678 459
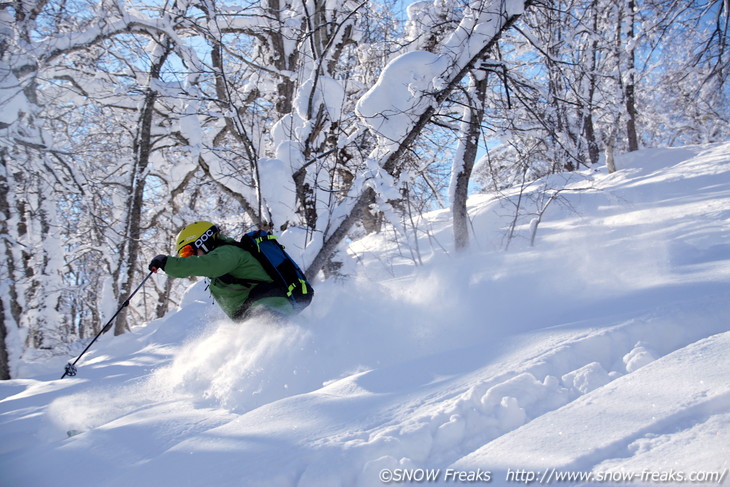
149 254 168 273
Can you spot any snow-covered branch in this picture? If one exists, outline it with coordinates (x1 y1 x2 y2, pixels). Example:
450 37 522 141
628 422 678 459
306 0 532 276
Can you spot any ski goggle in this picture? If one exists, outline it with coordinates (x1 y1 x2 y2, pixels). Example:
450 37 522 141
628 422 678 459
178 225 219 257
178 244 195 258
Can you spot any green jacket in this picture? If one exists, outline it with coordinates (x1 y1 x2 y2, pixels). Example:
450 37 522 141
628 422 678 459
163 238 293 319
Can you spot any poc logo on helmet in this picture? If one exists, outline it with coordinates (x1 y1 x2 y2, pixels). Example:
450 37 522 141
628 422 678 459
194 228 218 252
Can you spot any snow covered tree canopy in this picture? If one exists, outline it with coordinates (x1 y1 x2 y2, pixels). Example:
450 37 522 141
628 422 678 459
1 0 728 373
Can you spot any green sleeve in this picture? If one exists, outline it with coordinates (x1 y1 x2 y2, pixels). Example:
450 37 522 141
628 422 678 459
164 245 245 278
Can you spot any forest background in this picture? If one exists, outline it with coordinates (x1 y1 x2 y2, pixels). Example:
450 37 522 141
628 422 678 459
1 0 728 379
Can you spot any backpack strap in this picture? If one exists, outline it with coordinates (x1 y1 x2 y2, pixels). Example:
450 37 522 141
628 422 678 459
249 232 277 252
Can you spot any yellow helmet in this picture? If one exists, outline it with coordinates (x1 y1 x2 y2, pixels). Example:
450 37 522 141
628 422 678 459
175 221 220 256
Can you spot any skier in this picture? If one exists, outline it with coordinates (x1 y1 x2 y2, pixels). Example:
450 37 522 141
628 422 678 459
148 221 297 321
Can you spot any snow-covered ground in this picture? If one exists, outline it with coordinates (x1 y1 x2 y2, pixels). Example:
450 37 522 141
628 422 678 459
1 143 729 486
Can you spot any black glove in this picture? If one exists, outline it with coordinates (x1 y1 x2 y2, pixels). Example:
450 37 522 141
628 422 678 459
149 254 168 273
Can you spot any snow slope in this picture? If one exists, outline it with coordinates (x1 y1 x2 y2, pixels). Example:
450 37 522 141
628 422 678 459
1 143 729 486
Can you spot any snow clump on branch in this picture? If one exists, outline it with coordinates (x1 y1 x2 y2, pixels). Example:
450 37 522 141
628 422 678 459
356 51 449 146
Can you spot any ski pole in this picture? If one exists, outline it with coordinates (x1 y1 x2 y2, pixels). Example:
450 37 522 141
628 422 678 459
61 270 154 379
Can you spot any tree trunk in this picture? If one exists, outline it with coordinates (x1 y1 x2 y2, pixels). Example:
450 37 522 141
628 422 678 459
624 0 639 152
584 0 601 165
114 41 171 335
0 148 27 378
0 298 9 380
452 74 488 252
0 149 13 379
606 138 617 174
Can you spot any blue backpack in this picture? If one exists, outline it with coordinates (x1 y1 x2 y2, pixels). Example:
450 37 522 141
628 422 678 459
234 230 314 312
